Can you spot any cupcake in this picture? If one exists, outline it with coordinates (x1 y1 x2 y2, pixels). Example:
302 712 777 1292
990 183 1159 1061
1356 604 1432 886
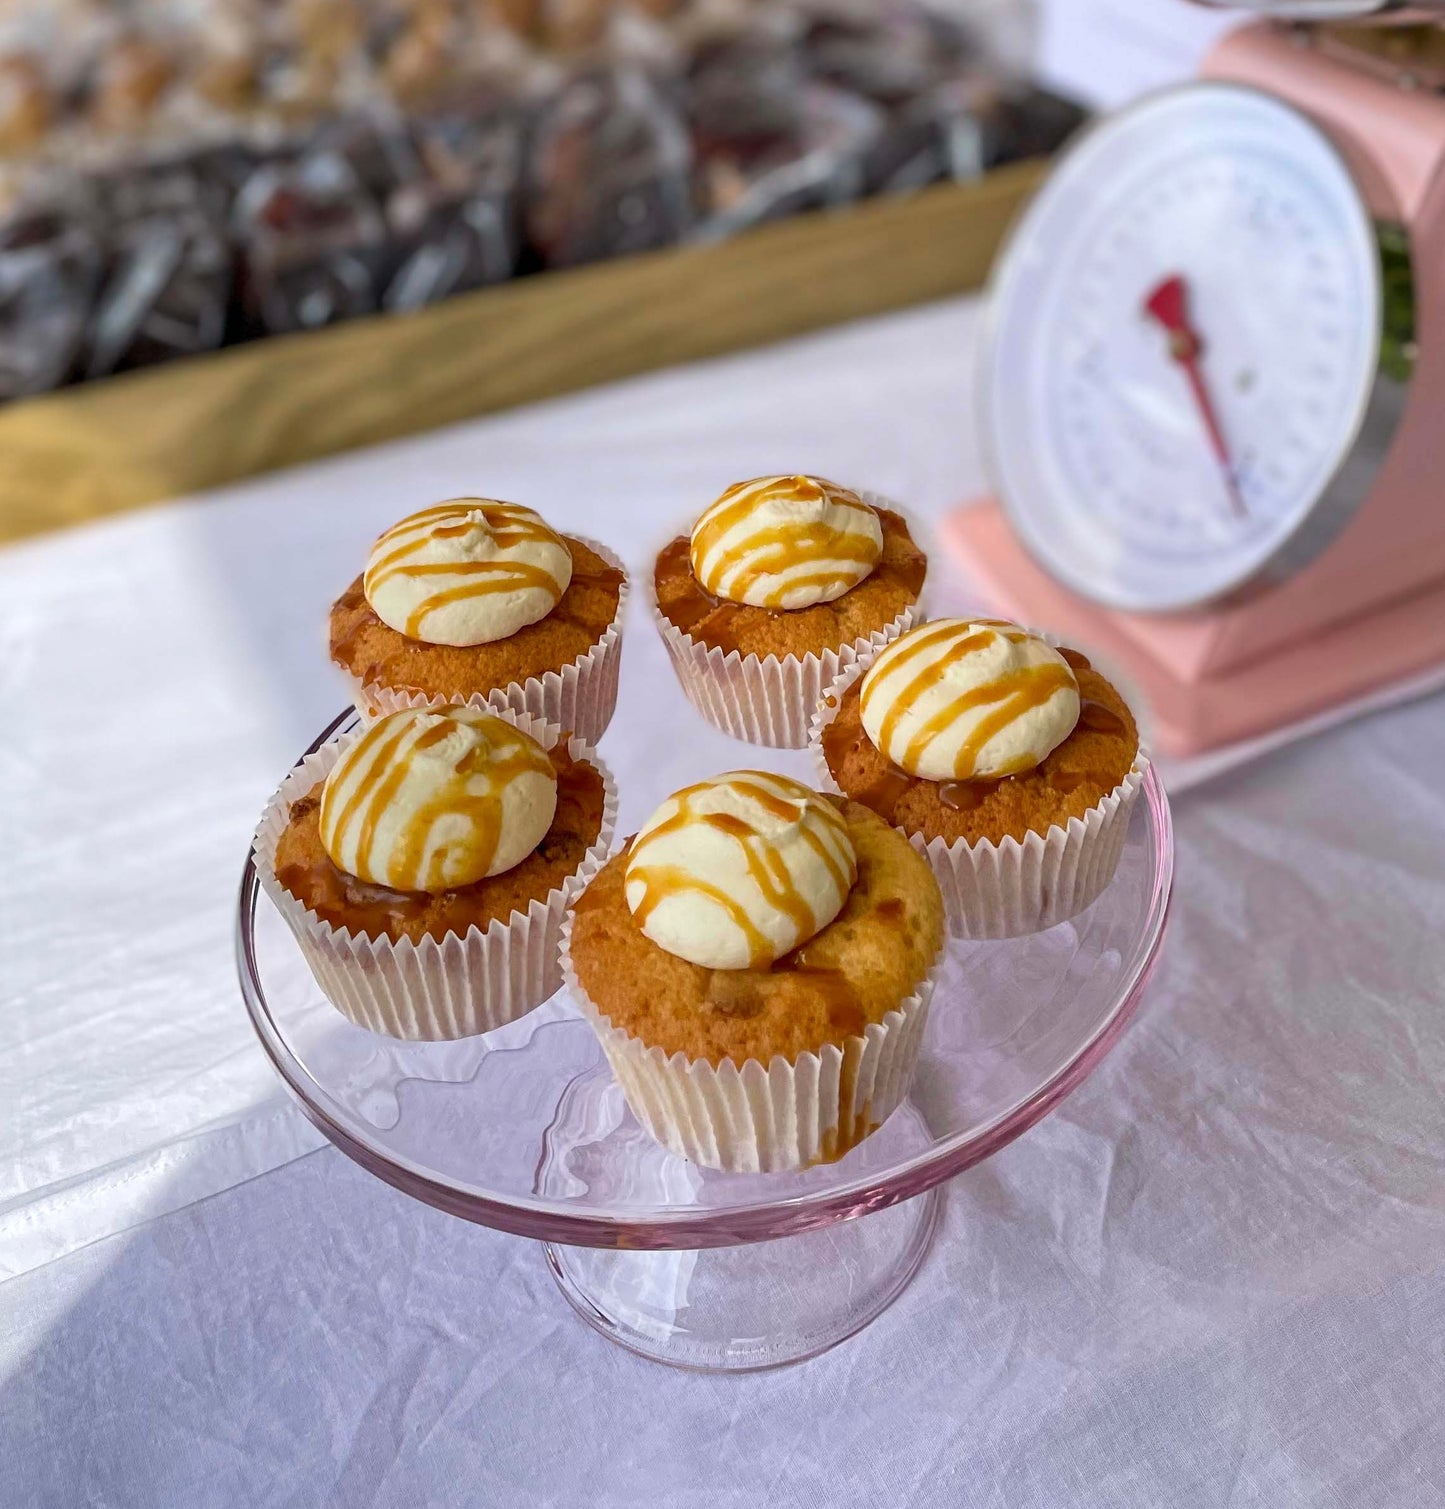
649 475 927 748
255 705 616 1039
330 499 629 745
811 618 1147 939
563 770 944 1173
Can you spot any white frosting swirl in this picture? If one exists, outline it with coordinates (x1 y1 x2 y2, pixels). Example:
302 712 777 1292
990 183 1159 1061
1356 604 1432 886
859 619 1079 782
363 499 573 647
318 707 557 892
689 475 883 610
624 771 857 970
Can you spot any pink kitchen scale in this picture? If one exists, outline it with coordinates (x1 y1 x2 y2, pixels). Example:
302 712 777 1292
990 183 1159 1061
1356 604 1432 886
946 4 1445 757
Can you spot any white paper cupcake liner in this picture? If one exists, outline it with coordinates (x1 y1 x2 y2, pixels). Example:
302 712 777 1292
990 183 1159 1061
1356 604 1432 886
646 491 925 749
810 652 1150 940
352 537 629 745
254 710 618 1040
561 911 941 1173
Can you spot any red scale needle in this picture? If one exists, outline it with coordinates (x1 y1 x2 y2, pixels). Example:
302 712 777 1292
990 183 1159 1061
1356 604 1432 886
1142 274 1248 519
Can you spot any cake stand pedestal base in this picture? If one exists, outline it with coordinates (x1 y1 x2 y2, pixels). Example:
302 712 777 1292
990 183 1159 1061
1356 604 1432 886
543 1186 942 1373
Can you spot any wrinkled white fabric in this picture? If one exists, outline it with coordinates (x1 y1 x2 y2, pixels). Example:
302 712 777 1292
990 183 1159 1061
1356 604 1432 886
0 296 990 1282
4 664 1445 1505
2 293 1438 1281
3 290 1445 1508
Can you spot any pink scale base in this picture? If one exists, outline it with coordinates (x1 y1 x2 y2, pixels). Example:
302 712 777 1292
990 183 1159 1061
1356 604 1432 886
944 498 1445 758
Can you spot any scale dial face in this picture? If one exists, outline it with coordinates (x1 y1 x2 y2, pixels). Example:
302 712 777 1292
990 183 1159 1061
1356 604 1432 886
984 84 1388 612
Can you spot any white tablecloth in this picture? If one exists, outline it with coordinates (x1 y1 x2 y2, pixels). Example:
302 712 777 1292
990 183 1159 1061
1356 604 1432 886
4 295 1445 1506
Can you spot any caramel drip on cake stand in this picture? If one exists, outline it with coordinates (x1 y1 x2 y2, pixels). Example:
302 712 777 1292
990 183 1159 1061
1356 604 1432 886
817 1046 875 1165
364 500 570 640
626 772 855 968
323 715 554 891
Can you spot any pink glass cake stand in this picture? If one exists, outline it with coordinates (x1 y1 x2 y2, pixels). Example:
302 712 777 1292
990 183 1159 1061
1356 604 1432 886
237 710 1174 1373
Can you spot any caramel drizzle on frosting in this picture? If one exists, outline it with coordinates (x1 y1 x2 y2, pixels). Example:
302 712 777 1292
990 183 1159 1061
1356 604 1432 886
861 620 1076 780
363 500 569 640
690 475 881 609
320 712 553 892
626 771 855 967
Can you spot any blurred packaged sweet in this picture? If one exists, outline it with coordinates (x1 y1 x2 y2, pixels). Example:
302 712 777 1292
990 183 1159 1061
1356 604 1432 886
0 2 122 144
866 76 1084 194
695 81 880 238
86 31 178 133
525 65 691 267
86 151 236 374
308 112 416 202
234 146 388 332
0 53 54 156
482 0 544 45
157 2 265 127
973 82 1087 168
686 23 808 151
190 41 263 119
683 6 894 239
800 3 964 106
862 72 989 194
384 105 523 308
0 190 104 399
0 0 1078 400
536 0 613 55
